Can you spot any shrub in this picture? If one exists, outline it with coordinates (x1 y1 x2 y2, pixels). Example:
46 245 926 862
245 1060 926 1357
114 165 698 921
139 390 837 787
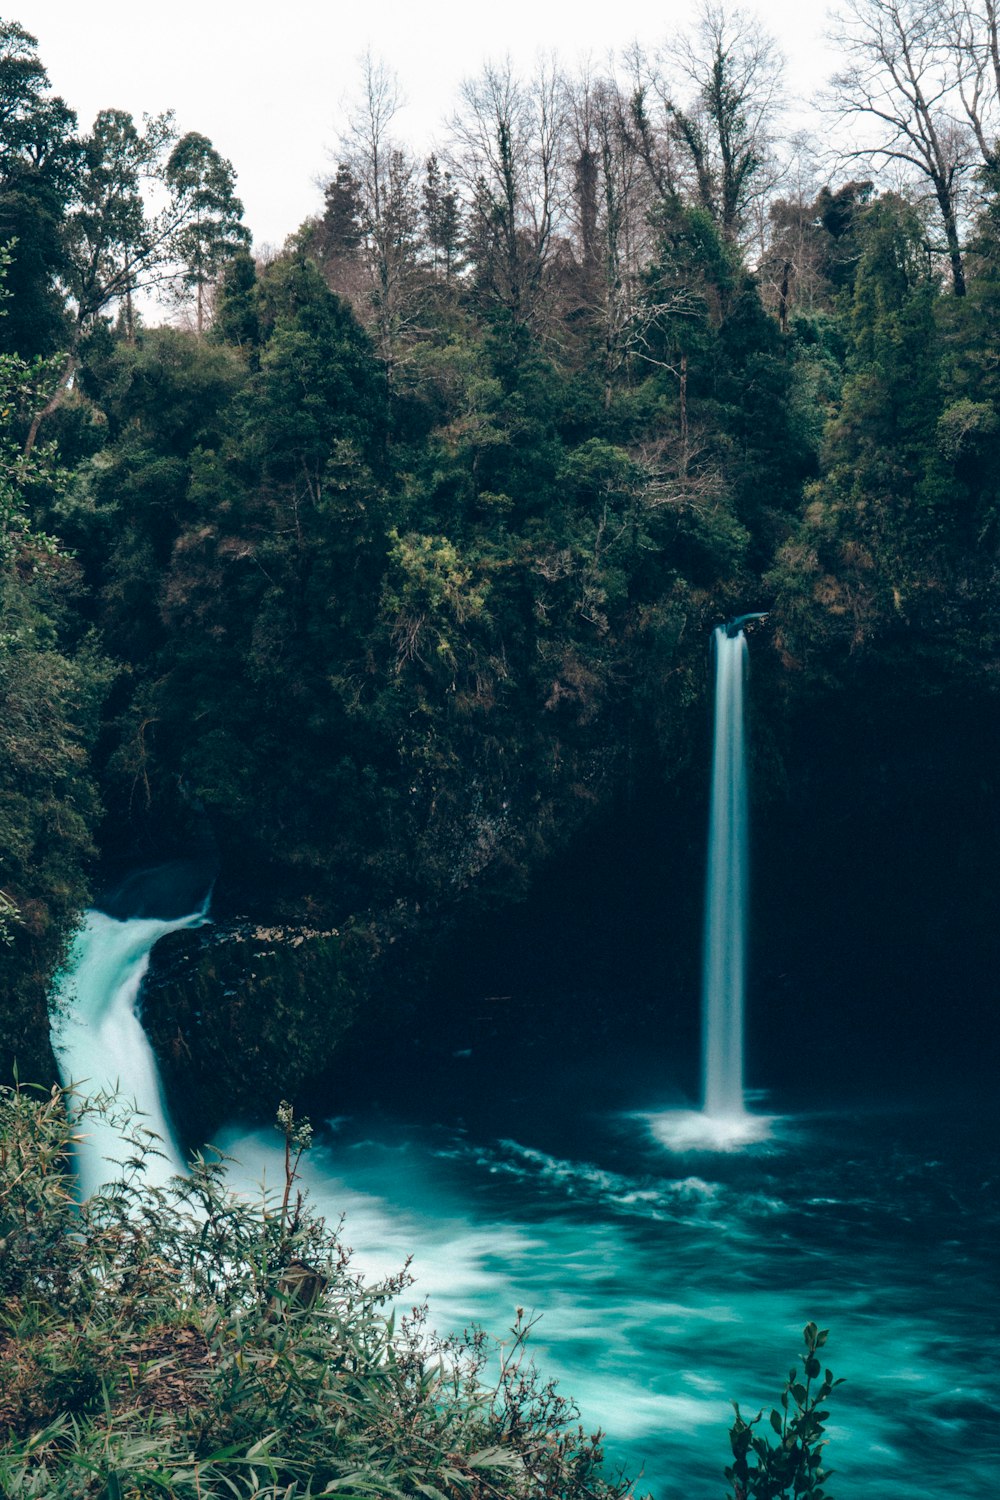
725 1323 843 1500
0 1083 636 1500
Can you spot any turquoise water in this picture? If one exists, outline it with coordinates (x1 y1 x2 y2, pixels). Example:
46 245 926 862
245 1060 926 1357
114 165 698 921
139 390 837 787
51 907 1000 1497
219 1100 1000 1498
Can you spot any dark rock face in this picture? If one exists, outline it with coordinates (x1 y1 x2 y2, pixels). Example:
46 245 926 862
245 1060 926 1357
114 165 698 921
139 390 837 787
752 677 1000 1102
121 655 1000 1133
139 918 373 1145
99 858 219 923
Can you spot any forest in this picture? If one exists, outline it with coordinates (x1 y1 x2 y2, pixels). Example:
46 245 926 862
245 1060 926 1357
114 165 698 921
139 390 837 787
2 2 1000 1495
3 3 1000 1096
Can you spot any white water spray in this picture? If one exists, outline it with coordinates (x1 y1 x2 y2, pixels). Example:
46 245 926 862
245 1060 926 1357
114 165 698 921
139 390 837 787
50 907 206 1199
648 620 768 1150
701 626 749 1122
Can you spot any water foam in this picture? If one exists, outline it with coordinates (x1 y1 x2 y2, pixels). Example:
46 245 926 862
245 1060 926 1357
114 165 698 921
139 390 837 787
50 907 207 1198
646 1107 774 1152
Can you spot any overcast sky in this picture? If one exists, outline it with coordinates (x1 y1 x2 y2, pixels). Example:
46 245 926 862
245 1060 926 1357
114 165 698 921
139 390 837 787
14 0 840 250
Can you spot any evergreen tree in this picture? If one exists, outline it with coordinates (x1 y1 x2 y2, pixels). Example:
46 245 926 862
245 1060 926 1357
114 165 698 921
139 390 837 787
422 153 462 278
317 163 364 260
211 246 260 351
770 195 948 660
165 131 251 335
0 19 77 356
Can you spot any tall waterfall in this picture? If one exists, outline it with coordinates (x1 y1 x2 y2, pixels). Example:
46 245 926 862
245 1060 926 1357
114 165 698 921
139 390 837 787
701 627 750 1121
50 907 206 1199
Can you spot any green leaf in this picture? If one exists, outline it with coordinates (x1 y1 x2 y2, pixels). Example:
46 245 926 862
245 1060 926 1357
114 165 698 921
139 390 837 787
245 1432 279 1459
467 1446 518 1469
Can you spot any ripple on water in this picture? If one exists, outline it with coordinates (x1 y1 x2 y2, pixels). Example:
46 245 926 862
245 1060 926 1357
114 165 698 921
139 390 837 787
213 1104 1000 1500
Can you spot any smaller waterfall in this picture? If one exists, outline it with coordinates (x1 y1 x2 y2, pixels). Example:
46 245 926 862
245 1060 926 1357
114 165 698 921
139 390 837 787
648 618 769 1150
701 627 749 1121
50 907 206 1199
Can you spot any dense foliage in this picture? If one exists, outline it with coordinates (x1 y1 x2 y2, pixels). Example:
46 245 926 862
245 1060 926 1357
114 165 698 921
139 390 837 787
2 10 1000 1096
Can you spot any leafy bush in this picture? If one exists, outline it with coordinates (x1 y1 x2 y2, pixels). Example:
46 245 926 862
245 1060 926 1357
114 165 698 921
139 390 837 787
726 1323 842 1500
0 1083 636 1500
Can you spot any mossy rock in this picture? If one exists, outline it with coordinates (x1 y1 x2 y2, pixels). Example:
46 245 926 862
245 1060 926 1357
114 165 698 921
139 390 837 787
141 920 375 1143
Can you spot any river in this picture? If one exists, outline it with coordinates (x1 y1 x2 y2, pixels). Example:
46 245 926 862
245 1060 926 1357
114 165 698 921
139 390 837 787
50 902 1000 1497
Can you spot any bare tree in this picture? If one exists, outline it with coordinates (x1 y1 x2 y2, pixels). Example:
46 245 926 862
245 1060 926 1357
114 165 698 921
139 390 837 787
755 137 830 327
667 3 784 241
830 0 974 293
563 67 659 401
334 53 422 380
620 44 682 206
941 0 1000 168
449 57 564 339
625 4 784 248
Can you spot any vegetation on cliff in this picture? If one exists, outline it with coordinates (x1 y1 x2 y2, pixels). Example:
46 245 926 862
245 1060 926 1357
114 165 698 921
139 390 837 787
2 10 1000 1092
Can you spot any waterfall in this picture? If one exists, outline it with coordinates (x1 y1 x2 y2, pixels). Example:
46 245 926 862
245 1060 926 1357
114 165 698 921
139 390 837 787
647 618 769 1149
50 907 206 1199
701 627 749 1121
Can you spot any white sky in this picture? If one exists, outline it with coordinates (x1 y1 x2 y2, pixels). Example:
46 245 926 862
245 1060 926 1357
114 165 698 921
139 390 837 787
15 0 840 250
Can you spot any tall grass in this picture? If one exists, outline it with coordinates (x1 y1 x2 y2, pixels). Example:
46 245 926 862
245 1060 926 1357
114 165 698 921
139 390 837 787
0 1084 638 1500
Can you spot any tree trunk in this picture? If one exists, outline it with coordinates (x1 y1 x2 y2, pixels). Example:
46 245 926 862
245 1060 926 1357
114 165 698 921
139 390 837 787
942 209 966 297
23 352 77 461
778 259 792 332
679 351 689 473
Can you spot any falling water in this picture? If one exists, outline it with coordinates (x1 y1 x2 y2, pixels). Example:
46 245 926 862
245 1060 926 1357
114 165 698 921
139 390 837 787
701 626 750 1121
50 907 206 1198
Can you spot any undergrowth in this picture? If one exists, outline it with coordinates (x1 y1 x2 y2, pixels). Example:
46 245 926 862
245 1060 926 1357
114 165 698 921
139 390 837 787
0 1083 841 1499
0 1083 634 1500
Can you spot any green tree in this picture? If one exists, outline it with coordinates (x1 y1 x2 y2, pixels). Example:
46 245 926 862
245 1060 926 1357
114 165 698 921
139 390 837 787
423 152 462 278
0 253 108 1076
211 245 260 351
318 161 364 258
769 195 949 662
250 254 386 482
23 107 175 457
0 20 77 357
64 107 175 333
165 130 251 335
